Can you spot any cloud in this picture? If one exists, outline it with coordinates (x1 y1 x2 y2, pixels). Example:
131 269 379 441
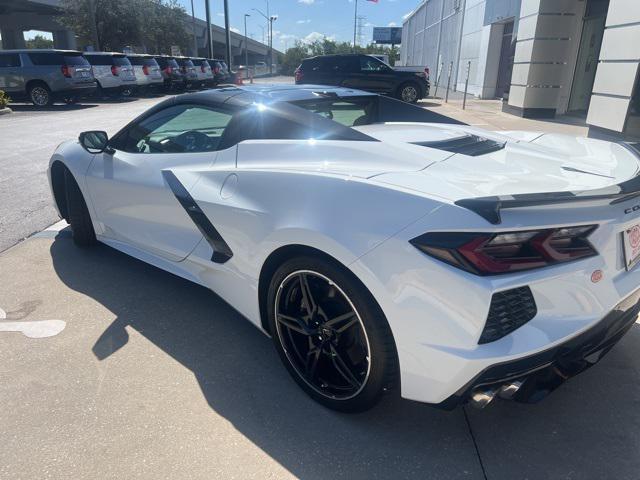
230 27 241 34
402 11 413 20
298 0 314 4
296 19 311 24
216 12 224 17
388 22 397 27
302 31 335 43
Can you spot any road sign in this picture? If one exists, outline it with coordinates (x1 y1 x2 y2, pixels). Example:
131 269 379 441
372 27 402 45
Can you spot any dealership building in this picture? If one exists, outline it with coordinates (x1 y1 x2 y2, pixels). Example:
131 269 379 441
400 0 640 139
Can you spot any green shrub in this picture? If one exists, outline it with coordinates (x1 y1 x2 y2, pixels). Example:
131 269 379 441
0 90 9 109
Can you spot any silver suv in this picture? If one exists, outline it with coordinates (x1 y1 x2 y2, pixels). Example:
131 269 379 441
127 54 163 94
0 49 96 106
84 52 137 96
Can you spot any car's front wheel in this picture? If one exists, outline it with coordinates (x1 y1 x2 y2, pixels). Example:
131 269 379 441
267 256 398 412
64 169 96 247
397 82 420 103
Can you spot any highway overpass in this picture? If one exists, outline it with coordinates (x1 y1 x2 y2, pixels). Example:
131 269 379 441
0 0 280 66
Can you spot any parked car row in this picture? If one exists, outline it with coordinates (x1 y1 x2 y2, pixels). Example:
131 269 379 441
0 49 234 106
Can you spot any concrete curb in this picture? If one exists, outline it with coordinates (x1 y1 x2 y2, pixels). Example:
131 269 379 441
0 107 12 116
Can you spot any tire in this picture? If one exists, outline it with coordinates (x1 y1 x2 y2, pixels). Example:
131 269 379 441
267 255 398 413
397 82 420 103
28 83 53 107
64 169 96 247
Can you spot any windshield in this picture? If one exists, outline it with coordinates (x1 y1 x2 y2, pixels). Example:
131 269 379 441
291 97 377 127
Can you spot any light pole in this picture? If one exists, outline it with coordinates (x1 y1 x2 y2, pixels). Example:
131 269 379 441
269 15 277 75
204 0 213 58
87 0 100 51
190 0 198 56
223 0 231 68
353 0 358 51
244 14 250 69
252 8 270 72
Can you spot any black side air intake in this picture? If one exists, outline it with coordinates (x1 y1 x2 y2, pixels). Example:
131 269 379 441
162 170 233 264
479 286 537 344
413 134 505 156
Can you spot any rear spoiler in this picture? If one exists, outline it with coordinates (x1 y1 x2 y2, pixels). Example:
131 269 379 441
455 143 640 224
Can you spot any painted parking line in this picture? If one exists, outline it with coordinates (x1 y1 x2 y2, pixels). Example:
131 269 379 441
0 307 66 338
31 220 70 239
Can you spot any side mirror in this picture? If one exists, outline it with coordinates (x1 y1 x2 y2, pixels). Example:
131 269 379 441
79 130 110 153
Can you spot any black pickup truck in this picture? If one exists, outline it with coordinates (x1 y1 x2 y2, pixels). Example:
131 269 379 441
294 54 429 103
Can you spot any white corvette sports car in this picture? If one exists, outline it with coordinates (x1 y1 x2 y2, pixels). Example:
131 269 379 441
49 85 640 412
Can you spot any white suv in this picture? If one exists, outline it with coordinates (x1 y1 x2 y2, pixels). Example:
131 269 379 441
84 52 137 97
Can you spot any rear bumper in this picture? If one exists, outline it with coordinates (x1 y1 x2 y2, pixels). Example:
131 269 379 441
436 288 640 409
53 83 97 98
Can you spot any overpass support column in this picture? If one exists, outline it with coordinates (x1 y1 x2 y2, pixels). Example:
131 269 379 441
0 27 26 49
53 30 77 50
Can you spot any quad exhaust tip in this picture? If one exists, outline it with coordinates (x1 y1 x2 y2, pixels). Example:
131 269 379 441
470 380 524 409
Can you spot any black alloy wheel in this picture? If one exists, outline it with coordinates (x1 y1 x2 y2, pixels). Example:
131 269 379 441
268 256 398 412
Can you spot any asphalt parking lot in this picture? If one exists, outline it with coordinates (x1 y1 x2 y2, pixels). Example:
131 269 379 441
1 221 640 479
2 84 640 479
0 95 166 252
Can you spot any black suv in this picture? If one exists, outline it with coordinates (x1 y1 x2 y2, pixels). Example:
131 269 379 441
295 54 429 103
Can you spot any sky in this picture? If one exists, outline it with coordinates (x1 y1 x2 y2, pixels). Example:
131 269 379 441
177 0 418 51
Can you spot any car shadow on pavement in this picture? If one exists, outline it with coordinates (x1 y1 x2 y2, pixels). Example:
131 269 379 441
49 234 640 480
8 103 99 112
49 235 483 479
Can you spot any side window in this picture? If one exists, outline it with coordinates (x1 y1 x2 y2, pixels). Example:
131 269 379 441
0 54 20 67
360 56 388 72
28 52 63 65
336 57 359 73
115 104 234 154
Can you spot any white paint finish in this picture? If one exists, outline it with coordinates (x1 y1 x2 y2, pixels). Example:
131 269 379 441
586 94 631 132
599 25 640 61
48 91 640 405
374 134 639 199
592 62 640 97
0 320 66 339
86 147 215 262
605 0 640 27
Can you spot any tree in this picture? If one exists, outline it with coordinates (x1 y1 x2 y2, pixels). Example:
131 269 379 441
25 34 54 49
59 0 190 53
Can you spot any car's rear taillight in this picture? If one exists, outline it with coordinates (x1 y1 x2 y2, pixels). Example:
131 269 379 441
201 64 206 73
61 65 72 78
143 65 150 75
424 67 430 79
294 68 303 82
410 225 598 275
166 66 173 75
111 65 119 76
213 65 220 74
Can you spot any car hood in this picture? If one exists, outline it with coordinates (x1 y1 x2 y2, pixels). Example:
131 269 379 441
353 124 640 202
